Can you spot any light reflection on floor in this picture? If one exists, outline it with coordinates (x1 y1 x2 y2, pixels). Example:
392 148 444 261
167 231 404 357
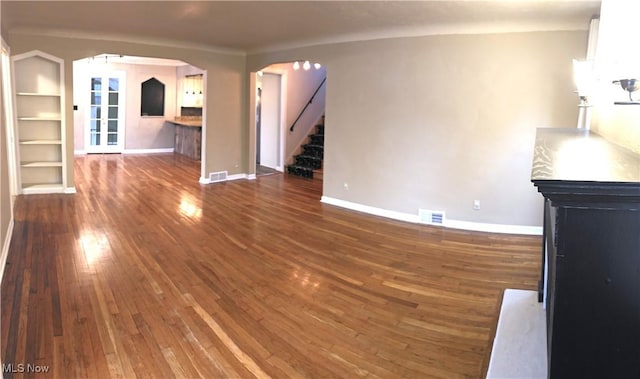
78 229 111 265
179 193 203 219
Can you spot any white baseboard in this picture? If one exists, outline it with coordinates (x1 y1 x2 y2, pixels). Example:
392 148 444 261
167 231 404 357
123 148 174 155
227 173 249 181
0 219 14 285
76 148 174 155
199 173 253 185
22 186 72 195
321 196 420 224
320 196 542 236
446 219 542 235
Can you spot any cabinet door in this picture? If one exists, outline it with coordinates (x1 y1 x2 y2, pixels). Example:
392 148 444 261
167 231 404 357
549 207 640 377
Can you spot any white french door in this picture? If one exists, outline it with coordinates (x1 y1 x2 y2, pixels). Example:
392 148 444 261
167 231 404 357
86 71 125 153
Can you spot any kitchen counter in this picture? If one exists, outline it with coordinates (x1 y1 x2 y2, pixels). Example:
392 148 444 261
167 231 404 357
169 117 202 160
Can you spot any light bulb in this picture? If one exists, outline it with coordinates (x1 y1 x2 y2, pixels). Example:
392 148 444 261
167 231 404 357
303 61 311 70
314 63 321 70
293 61 300 70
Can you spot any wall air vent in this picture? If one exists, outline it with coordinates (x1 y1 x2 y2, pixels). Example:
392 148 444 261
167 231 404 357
418 209 446 225
209 171 228 183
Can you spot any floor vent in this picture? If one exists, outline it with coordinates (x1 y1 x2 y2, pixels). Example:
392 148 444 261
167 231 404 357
209 171 228 183
419 209 445 225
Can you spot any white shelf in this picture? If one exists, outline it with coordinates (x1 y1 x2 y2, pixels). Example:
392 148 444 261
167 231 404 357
20 161 63 168
18 117 61 121
17 92 60 97
19 140 62 145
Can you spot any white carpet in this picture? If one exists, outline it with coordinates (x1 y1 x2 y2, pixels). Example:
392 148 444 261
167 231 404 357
486 289 547 379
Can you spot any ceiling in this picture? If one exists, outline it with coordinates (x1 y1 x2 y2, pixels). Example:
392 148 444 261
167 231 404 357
1 1 601 54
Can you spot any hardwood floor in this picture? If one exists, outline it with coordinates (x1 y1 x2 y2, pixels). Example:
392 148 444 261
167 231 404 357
1 153 541 378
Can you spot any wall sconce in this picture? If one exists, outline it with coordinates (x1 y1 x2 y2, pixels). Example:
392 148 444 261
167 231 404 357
573 59 595 129
612 79 640 104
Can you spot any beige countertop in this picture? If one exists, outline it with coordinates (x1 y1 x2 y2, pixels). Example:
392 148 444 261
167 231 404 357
167 117 202 128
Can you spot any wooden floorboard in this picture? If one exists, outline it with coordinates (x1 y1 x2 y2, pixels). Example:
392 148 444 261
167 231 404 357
1 153 541 378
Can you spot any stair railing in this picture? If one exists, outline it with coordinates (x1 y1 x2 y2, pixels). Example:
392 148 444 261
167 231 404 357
289 77 326 132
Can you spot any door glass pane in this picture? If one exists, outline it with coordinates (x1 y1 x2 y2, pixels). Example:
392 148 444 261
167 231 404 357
109 78 119 91
90 133 100 146
91 92 101 105
90 106 101 119
91 78 101 91
108 106 118 119
107 134 117 145
108 92 118 105
90 120 100 133
108 120 117 133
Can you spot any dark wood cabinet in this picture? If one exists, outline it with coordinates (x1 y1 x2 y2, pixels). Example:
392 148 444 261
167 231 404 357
532 128 640 378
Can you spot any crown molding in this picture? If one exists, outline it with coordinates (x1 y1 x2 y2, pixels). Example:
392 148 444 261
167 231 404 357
249 19 592 54
8 27 246 56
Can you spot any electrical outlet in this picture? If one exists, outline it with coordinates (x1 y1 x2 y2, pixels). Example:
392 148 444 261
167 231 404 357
473 200 481 210
343 182 349 190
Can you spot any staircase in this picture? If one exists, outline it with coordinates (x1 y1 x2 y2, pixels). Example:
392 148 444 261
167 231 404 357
287 122 324 179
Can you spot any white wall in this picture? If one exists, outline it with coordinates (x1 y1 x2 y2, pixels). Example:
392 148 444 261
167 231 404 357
73 60 178 152
248 31 587 228
590 0 640 153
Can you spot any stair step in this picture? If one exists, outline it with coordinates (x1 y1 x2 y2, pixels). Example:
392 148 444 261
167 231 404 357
287 164 314 179
295 155 322 169
302 144 324 158
310 134 324 145
296 154 322 160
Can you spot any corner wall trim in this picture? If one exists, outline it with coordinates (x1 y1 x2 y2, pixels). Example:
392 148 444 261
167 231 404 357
320 196 542 236
0 219 15 285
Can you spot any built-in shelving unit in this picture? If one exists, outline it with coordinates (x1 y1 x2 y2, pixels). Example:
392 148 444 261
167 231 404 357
12 50 67 194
